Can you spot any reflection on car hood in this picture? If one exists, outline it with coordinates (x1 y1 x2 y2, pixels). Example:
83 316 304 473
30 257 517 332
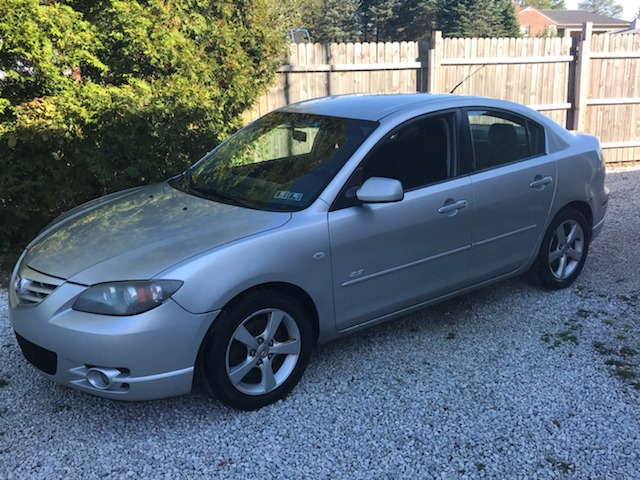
23 182 291 284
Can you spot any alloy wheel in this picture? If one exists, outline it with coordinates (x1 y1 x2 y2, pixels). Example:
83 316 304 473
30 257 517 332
225 308 302 396
548 219 585 280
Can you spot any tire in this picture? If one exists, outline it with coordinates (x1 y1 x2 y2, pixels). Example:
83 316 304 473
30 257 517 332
199 290 313 410
532 208 590 290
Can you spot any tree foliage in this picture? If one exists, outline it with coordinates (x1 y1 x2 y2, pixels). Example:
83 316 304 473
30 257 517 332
436 0 521 38
359 0 399 42
365 0 437 42
302 0 523 43
301 0 436 43
578 0 624 18
520 0 566 10
305 0 359 43
271 0 305 33
0 0 283 250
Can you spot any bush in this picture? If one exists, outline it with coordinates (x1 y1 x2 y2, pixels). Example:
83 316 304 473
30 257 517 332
0 0 283 251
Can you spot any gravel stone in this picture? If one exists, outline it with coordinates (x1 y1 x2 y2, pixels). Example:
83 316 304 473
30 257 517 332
1 165 639 479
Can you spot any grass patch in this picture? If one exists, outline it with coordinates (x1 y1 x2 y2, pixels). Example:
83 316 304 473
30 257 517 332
541 325 581 348
557 330 579 345
617 294 639 306
446 332 456 340
620 346 638 356
605 359 630 368
546 457 573 473
613 369 637 380
593 342 617 356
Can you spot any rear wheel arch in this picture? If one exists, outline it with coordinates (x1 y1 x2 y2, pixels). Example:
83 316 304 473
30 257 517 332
531 206 590 290
559 201 592 243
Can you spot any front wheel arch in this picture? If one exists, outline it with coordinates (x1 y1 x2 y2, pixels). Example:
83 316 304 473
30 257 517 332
195 285 317 410
223 282 320 344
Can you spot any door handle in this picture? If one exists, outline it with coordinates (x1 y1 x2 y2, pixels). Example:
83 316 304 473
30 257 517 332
529 176 553 189
438 199 468 216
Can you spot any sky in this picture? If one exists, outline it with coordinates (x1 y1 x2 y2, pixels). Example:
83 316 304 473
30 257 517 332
564 0 638 21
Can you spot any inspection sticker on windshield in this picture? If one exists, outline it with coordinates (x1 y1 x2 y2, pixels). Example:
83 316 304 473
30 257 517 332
274 191 303 201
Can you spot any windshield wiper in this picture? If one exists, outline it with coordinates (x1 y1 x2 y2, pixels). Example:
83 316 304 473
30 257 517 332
169 169 193 190
189 185 259 209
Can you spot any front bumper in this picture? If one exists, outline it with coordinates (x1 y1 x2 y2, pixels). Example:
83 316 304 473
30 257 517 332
9 282 219 401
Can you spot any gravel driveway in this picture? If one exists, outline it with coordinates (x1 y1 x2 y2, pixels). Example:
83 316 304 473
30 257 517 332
1 165 639 479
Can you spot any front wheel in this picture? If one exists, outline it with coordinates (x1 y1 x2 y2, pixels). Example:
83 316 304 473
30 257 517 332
531 208 590 290
199 290 313 410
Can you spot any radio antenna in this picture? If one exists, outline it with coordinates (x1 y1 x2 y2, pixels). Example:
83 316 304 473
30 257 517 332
450 64 488 94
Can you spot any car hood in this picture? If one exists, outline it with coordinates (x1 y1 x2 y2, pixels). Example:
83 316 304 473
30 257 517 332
23 182 291 284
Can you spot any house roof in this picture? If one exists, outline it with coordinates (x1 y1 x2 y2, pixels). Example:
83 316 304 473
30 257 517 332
538 10 630 27
613 19 640 34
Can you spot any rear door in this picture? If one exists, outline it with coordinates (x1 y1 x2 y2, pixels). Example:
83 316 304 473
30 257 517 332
465 109 557 282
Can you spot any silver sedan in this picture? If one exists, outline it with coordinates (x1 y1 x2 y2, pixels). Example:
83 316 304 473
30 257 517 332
9 94 609 410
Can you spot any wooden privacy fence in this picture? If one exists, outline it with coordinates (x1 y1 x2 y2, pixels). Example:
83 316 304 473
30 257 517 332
247 41 427 118
578 24 640 162
248 23 640 163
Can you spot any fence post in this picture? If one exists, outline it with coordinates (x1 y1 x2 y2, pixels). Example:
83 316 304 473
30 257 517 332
418 41 429 92
572 22 592 132
428 31 442 93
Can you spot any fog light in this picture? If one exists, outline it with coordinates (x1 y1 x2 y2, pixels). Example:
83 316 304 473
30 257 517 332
86 367 123 390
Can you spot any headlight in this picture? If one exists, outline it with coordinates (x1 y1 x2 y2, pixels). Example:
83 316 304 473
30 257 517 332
73 280 183 316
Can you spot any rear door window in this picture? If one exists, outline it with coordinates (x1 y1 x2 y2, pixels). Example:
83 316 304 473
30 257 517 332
467 110 545 170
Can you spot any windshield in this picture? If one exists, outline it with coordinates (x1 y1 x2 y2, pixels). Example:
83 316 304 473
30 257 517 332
170 112 378 211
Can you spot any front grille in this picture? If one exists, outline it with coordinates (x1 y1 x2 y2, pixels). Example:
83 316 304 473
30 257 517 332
14 265 64 306
15 332 58 375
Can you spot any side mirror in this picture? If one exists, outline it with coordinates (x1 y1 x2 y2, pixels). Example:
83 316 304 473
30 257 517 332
355 177 404 203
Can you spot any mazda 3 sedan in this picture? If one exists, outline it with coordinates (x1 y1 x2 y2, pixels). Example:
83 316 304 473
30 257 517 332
9 94 609 410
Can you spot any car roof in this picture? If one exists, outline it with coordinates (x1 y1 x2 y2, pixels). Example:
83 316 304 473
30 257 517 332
278 93 573 153
279 93 457 121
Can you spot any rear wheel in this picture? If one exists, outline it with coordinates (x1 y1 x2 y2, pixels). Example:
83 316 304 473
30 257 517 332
532 208 590 290
199 290 313 410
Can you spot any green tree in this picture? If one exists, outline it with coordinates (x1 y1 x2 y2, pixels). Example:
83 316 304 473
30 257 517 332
306 0 359 43
375 0 437 41
520 0 566 9
360 0 400 42
301 0 435 43
272 0 304 32
436 0 521 37
578 0 624 18
0 0 283 249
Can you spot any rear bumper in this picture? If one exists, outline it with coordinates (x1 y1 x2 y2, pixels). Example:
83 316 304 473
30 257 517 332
590 185 609 242
9 282 219 401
